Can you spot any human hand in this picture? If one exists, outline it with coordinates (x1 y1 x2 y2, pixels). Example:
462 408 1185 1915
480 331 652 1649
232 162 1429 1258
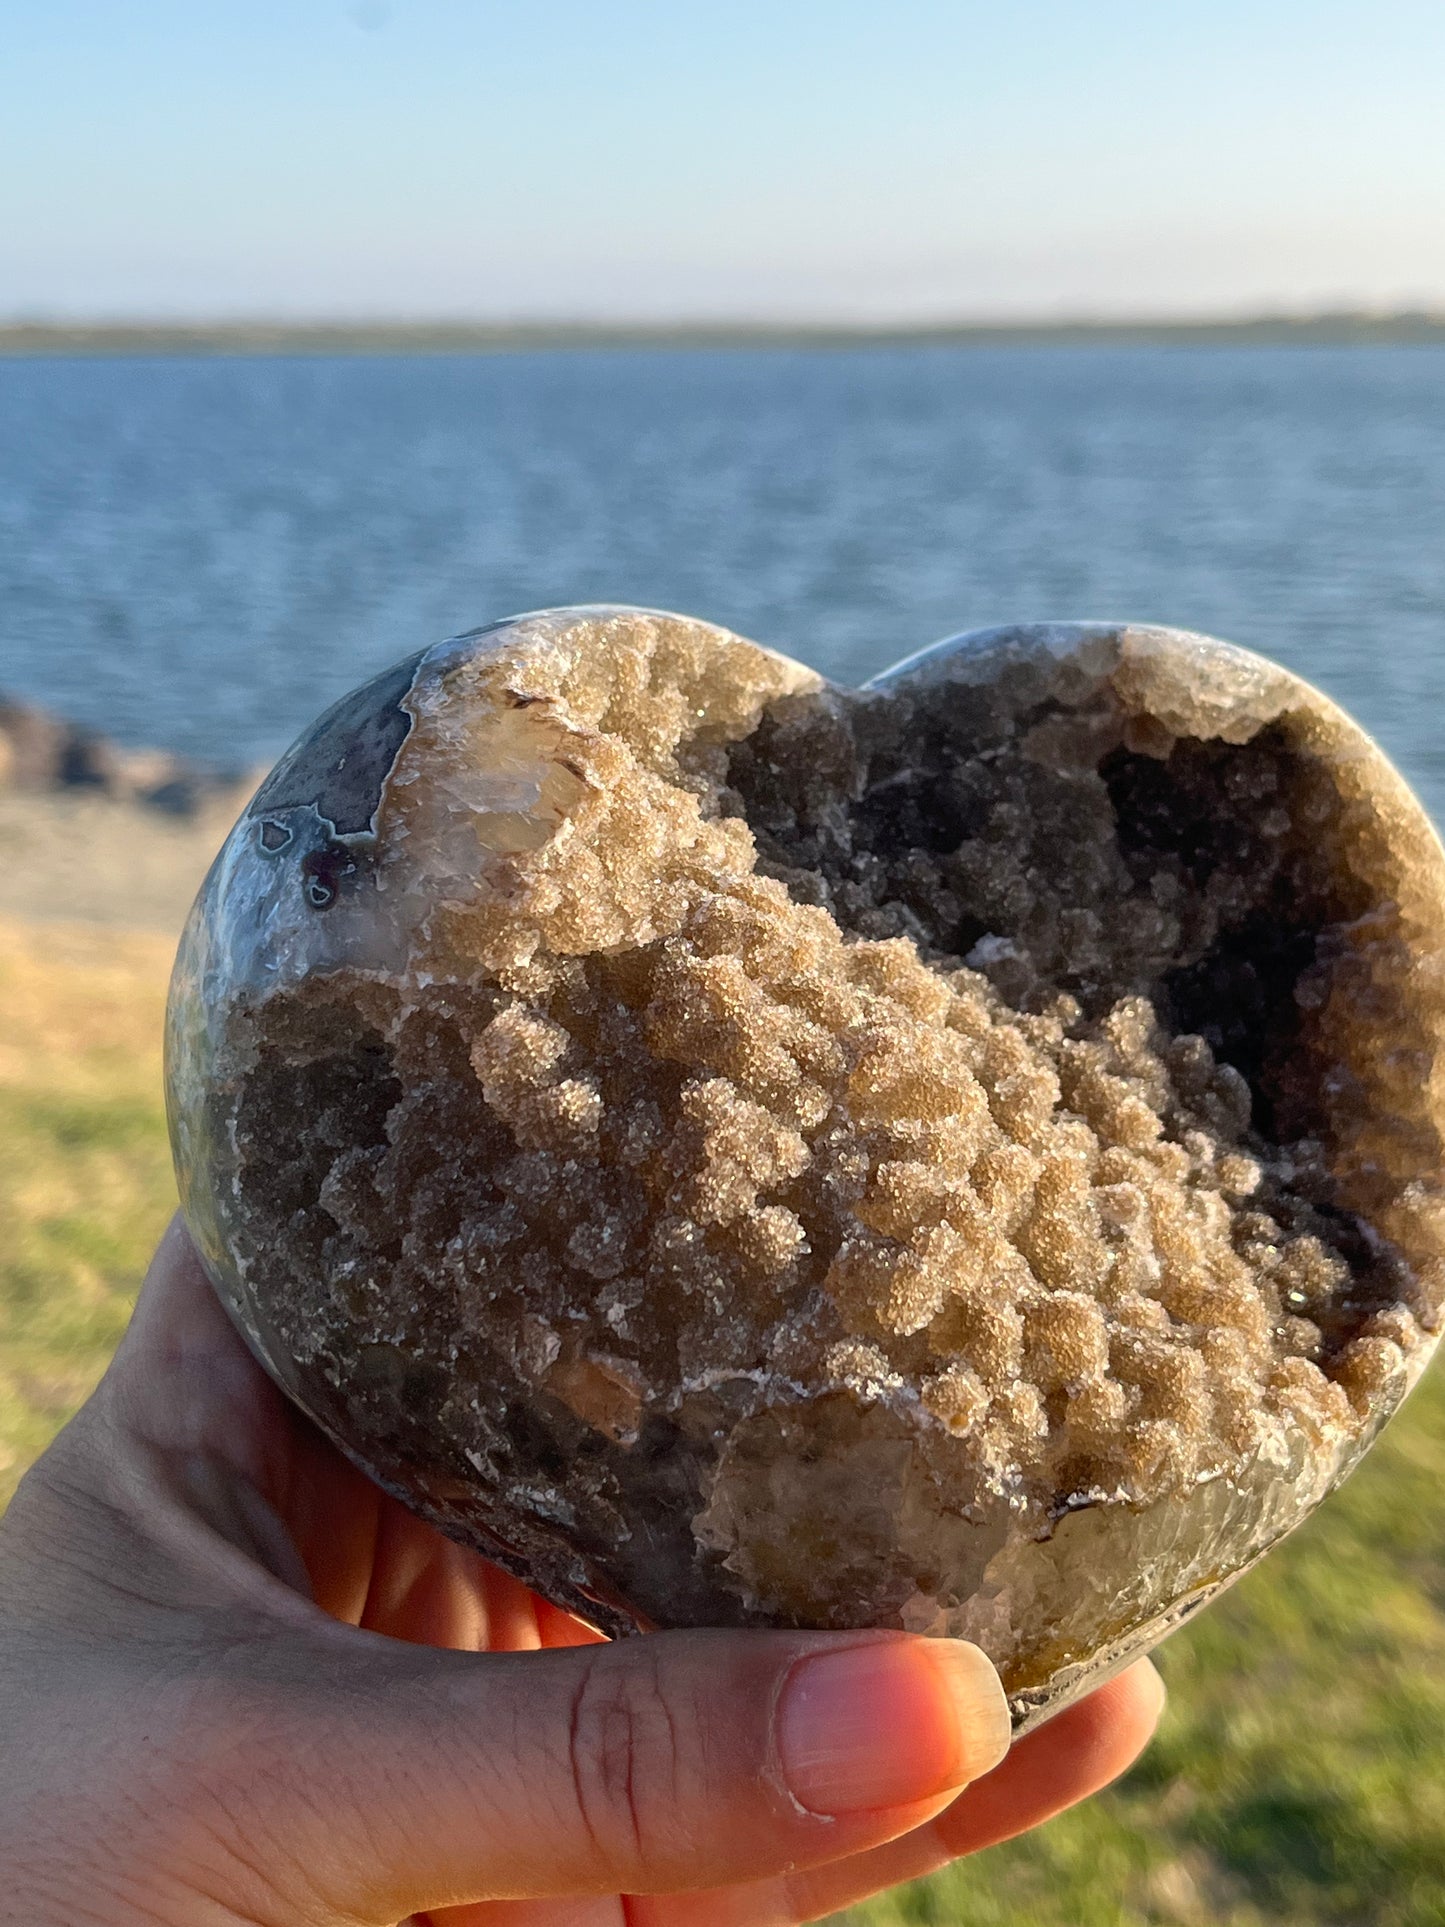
0 1221 1162 1926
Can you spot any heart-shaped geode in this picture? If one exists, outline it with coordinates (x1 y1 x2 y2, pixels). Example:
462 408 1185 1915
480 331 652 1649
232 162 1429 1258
167 608 1445 1728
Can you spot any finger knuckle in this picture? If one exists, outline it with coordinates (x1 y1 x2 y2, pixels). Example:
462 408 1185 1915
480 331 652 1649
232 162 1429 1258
563 1647 686 1876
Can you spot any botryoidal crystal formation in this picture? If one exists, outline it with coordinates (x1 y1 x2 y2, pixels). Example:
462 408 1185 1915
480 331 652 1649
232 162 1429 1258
167 610 1445 1726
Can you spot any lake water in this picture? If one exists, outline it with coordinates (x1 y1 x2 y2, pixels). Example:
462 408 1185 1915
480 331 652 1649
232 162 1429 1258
2 346 1444 820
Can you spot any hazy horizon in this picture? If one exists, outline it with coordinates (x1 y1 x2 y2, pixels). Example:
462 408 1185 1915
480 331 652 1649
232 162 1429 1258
7 305 1445 332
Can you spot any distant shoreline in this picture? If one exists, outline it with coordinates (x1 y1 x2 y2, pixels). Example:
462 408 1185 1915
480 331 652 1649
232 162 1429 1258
5 311 1445 357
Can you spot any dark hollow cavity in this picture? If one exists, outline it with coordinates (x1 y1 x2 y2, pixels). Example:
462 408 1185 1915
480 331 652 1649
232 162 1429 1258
722 681 1387 1328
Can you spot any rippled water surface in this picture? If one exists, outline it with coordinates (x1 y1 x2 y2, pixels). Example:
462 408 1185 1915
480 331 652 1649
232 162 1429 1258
2 346 1444 817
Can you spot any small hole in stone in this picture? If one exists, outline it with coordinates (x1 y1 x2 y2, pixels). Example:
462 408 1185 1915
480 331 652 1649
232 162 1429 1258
258 818 293 854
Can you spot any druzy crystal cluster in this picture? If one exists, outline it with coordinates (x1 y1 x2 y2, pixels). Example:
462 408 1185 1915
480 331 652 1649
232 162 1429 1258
167 609 1445 1727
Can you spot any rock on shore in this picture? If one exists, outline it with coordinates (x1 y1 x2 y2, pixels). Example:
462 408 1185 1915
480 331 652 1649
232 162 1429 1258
0 696 257 933
0 693 255 816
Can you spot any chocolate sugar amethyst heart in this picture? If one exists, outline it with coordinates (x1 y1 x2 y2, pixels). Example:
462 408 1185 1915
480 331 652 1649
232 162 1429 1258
167 608 1445 1728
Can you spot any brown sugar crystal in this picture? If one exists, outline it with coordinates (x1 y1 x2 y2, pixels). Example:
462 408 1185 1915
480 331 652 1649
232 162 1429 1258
167 609 1445 1726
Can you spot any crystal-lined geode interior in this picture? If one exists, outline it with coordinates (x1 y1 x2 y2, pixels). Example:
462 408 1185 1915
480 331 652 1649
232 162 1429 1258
166 609 1445 1728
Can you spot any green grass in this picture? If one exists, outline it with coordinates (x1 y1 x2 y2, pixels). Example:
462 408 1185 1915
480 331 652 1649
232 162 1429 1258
1 915 1442 1925
0 918 176 1495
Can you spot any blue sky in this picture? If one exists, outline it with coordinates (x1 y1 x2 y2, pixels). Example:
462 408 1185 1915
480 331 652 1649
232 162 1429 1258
3 0 1444 320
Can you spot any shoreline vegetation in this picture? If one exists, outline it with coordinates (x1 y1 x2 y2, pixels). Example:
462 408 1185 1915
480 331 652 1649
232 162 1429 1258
5 309 1445 357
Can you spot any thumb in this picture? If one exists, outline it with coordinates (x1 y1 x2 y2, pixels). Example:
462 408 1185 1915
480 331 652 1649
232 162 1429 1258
225 1619 1012 1920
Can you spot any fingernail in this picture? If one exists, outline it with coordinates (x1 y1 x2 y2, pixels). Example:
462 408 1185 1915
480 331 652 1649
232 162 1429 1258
776 1637 1011 1816
1137 1659 1167 1718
